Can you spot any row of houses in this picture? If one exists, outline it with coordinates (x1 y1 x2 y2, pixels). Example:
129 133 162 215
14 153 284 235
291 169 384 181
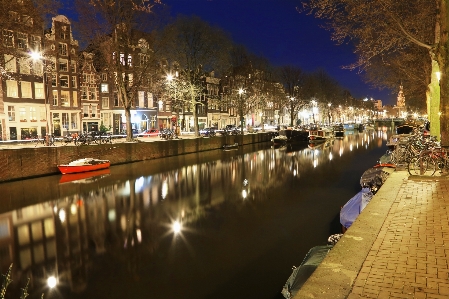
0 10 243 141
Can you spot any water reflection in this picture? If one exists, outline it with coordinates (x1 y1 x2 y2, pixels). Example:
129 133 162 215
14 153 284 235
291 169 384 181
0 129 391 299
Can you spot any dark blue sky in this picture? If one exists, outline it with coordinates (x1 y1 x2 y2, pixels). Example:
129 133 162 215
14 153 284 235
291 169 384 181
163 0 396 105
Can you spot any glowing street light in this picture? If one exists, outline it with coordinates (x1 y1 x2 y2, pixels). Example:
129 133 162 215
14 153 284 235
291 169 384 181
30 51 50 146
47 276 57 288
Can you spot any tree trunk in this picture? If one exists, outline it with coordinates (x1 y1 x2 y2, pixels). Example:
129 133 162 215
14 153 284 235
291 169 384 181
428 58 441 140
439 0 449 145
125 107 133 142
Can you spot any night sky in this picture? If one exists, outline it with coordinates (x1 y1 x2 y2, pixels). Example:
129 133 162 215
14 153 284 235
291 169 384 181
163 0 396 105
60 0 397 105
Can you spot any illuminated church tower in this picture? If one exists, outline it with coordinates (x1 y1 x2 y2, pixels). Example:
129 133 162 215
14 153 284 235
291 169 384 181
397 84 405 117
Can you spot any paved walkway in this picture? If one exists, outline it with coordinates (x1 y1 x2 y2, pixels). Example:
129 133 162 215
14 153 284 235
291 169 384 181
294 170 449 299
348 172 449 299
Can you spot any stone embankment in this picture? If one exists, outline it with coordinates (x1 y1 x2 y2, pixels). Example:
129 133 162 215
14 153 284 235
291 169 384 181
0 133 272 183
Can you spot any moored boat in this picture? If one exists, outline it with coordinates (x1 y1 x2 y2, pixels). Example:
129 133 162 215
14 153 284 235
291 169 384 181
308 127 334 144
333 124 345 138
58 158 110 174
272 128 309 146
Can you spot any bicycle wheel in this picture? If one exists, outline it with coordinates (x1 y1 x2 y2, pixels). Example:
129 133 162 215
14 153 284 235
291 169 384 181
408 156 436 176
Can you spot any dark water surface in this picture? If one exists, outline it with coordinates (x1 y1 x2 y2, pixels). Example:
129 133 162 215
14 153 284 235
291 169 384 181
0 130 391 299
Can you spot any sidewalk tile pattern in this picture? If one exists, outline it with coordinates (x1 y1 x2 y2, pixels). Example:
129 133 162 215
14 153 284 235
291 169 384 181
347 178 449 298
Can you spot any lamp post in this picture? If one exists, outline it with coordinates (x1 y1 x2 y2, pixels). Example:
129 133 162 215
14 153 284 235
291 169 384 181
30 51 50 146
238 88 244 134
327 103 332 125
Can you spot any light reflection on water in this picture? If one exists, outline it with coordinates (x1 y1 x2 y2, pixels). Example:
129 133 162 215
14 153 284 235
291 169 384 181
0 129 392 299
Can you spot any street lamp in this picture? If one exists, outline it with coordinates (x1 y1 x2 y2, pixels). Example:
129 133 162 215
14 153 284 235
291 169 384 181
327 103 332 125
30 51 50 146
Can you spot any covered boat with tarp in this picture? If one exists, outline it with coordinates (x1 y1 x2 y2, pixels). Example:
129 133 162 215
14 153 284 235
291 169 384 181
340 188 373 230
360 165 395 192
281 245 334 299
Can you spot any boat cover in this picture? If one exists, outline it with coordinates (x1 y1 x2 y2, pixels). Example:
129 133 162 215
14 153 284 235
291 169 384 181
340 188 373 229
281 245 334 299
360 166 394 188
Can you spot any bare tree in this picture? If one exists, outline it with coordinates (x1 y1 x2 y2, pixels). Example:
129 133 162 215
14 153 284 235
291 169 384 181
155 15 232 136
74 0 162 141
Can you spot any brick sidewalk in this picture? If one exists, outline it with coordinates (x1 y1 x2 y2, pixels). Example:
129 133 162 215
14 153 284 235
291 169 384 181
347 174 449 299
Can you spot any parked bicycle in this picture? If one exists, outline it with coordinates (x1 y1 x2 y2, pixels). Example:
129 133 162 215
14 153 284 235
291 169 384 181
159 129 178 140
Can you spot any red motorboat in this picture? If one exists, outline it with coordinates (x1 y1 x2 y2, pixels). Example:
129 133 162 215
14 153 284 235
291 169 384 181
58 158 110 174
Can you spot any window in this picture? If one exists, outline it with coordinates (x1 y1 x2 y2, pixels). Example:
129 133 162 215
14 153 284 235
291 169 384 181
101 112 111 127
59 59 68 72
70 61 76 73
71 76 76 88
72 91 78 107
20 81 31 98
19 107 26 121
6 80 18 97
89 87 96 101
113 92 119 107
101 83 109 93
165 103 171 112
158 100 163 110
83 105 89 117
70 112 78 129
19 58 30 74
81 87 88 100
61 91 70 107
83 74 95 84
51 75 57 87
17 32 27 50
60 31 67 40
30 107 37 121
91 105 97 117
147 92 153 107
62 113 68 129
60 75 69 87
3 30 14 47
34 83 44 99
101 73 107 81
32 60 42 75
39 107 45 121
138 91 144 107
127 73 133 86
52 90 58 106
102 97 109 108
4 55 16 72
127 54 132 66
8 106 15 121
58 43 67 56
120 53 125 65
30 35 41 52
139 54 148 66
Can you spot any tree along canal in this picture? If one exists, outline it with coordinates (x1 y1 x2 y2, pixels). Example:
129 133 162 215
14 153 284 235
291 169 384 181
0 129 391 299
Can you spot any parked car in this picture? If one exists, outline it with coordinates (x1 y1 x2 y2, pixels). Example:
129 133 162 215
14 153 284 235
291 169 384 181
200 127 216 137
137 129 160 137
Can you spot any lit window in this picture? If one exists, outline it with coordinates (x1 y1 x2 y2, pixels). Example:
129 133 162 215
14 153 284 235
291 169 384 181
61 91 70 107
6 80 18 97
101 83 109 93
20 81 31 98
8 106 15 121
34 83 44 99
60 75 69 87
4 55 16 72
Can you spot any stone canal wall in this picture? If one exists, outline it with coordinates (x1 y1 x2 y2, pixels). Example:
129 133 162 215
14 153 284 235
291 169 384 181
0 133 272 183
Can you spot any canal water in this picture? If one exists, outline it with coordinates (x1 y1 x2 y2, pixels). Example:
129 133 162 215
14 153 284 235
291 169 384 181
0 129 391 299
